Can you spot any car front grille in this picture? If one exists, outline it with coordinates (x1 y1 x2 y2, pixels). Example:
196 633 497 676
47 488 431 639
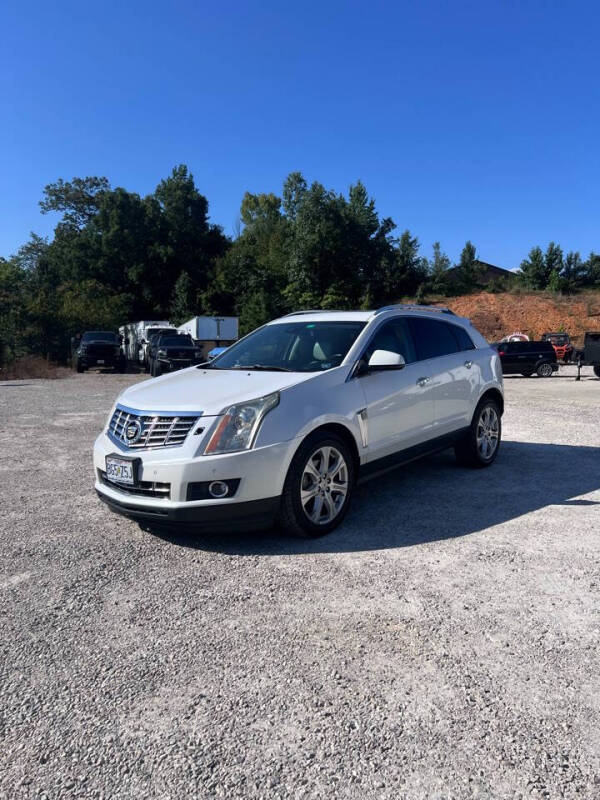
108 405 200 449
99 471 171 499
86 344 117 358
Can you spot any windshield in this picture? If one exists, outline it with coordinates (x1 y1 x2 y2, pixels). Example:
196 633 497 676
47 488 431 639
210 321 366 372
158 336 194 347
82 331 118 342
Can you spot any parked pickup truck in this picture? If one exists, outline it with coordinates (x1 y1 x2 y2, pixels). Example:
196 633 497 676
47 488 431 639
147 333 204 376
74 331 126 373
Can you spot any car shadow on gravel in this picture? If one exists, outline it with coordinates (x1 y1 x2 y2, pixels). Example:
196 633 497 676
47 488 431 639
143 440 600 555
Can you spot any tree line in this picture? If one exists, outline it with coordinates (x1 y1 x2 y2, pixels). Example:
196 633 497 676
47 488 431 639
1 165 599 365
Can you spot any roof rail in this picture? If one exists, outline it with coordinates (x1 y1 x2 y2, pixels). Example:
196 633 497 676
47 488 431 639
373 304 456 316
281 309 344 317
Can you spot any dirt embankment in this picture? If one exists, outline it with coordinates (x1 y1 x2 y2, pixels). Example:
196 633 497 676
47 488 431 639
440 292 600 344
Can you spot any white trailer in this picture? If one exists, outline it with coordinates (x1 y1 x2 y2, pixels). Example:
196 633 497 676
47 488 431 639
177 316 239 352
119 320 172 363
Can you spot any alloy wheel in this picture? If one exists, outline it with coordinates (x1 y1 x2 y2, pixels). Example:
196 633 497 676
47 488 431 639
476 406 499 460
300 446 349 525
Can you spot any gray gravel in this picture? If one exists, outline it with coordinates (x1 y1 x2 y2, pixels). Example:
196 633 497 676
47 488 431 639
1 367 599 799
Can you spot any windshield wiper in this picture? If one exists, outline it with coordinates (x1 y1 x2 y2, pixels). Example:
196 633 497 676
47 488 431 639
232 364 292 372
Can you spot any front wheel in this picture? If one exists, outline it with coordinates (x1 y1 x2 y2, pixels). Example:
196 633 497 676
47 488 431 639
455 399 501 468
277 434 355 537
537 361 554 377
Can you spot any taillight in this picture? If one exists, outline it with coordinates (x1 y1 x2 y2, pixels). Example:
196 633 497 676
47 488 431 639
498 350 505 356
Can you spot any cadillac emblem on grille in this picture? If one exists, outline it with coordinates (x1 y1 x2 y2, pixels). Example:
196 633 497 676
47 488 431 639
124 419 143 444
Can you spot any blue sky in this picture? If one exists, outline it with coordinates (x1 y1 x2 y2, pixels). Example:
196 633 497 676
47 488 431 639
2 0 599 268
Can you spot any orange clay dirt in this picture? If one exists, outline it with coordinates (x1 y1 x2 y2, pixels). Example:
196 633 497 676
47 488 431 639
434 292 600 345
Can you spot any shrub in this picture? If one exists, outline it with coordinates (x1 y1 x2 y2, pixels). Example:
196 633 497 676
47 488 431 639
0 355 70 381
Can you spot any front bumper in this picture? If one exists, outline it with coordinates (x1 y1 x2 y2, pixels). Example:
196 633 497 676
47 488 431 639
97 490 280 528
81 357 120 367
94 429 297 528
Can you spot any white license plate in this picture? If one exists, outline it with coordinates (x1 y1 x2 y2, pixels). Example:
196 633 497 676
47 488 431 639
106 457 134 485
97 359 105 365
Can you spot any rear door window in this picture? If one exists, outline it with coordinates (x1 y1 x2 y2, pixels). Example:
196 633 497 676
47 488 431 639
452 325 475 351
408 318 461 361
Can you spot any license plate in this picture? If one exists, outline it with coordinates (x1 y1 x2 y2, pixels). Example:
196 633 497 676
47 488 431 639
97 359 105 365
106 456 135 485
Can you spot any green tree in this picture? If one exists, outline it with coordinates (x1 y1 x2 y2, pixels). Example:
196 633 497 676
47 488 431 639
427 241 451 294
584 252 600 286
454 241 483 291
0 257 27 365
518 246 547 289
561 251 584 291
544 242 563 281
170 271 196 324
39 176 110 230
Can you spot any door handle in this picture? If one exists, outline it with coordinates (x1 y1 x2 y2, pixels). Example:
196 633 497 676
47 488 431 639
464 360 472 368
417 376 430 387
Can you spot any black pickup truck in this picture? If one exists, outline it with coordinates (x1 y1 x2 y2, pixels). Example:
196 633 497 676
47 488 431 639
148 334 204 376
73 331 126 373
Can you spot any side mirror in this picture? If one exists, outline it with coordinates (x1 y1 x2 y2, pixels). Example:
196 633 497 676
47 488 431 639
368 349 406 370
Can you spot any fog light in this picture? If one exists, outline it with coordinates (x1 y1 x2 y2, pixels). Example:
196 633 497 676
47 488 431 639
208 480 229 498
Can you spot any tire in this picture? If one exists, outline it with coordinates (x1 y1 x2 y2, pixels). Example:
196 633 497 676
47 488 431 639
153 361 162 377
455 398 502 468
594 365 600 379
116 357 126 374
537 361 554 378
76 360 84 373
521 370 533 378
277 433 355 537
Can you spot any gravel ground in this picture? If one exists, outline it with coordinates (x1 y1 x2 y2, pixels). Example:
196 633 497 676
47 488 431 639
1 367 599 799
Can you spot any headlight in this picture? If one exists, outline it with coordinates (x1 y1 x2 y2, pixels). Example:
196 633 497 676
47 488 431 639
203 392 279 455
157 349 167 357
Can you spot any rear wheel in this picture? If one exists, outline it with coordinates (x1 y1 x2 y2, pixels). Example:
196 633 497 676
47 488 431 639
277 433 355 537
75 360 84 373
593 365 600 379
455 399 501 468
152 360 162 377
537 361 554 377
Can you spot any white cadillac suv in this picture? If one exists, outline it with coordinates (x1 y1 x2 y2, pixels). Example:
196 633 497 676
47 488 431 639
94 305 504 537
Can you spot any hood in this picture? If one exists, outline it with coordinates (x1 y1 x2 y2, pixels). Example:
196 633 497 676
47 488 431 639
118 366 316 417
